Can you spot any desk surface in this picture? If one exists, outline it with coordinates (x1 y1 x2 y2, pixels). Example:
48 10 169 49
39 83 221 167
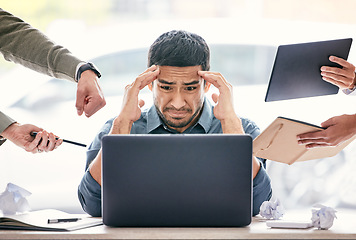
1 209 355 239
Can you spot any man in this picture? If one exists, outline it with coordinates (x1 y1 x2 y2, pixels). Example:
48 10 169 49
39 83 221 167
298 56 356 148
0 9 106 152
78 30 272 217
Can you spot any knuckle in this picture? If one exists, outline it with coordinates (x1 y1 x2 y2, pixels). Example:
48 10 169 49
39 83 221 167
76 87 85 95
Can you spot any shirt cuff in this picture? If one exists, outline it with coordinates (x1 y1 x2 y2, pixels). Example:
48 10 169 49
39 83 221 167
75 62 86 82
0 112 17 146
343 86 356 95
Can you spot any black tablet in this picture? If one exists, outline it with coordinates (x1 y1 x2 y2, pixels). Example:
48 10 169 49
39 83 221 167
265 38 353 102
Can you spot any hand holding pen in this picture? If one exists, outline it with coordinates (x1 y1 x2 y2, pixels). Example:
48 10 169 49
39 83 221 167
29 130 63 153
1 123 63 154
30 132 87 148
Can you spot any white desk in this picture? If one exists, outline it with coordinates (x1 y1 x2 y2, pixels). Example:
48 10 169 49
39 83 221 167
1 209 355 239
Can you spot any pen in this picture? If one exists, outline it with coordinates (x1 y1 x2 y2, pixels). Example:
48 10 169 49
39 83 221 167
47 218 81 224
30 132 87 147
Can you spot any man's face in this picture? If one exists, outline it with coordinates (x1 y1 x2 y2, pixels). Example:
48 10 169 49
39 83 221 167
148 65 211 133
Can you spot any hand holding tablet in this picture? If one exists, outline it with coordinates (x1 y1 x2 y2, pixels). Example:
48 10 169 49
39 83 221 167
265 38 353 102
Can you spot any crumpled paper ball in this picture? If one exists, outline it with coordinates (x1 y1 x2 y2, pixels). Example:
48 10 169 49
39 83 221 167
259 198 285 220
311 204 337 230
0 183 31 215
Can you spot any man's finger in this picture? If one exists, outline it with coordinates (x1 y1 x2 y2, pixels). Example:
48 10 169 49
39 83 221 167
135 70 159 91
211 93 219 103
138 99 145 108
26 131 42 152
199 71 228 92
38 131 49 150
83 95 106 117
321 70 353 82
305 143 330 149
75 85 86 116
320 117 335 128
46 132 56 152
322 76 349 89
297 130 325 140
298 138 326 145
138 65 157 77
329 56 355 70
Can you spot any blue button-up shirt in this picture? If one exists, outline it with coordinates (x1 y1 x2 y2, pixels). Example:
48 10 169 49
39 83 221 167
78 98 272 217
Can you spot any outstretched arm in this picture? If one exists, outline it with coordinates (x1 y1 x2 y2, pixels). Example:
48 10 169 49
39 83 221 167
0 9 106 117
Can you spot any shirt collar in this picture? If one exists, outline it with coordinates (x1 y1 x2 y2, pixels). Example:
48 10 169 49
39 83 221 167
146 97 214 134
147 105 163 133
196 97 213 133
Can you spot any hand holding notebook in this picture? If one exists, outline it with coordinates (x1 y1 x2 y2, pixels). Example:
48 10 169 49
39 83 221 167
253 117 356 165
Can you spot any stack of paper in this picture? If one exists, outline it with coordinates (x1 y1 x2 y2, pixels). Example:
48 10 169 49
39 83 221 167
0 209 102 231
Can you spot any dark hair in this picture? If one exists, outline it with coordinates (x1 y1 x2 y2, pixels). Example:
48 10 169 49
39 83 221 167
148 30 210 71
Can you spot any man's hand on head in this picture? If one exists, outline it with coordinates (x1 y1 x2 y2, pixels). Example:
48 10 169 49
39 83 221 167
112 65 159 134
198 71 243 134
198 71 236 118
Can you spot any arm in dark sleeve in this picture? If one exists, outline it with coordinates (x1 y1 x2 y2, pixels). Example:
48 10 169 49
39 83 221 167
78 170 102 217
252 161 272 216
77 118 114 216
240 117 272 214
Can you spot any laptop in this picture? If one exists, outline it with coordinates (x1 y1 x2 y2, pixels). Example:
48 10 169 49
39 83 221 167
265 38 353 102
101 134 252 227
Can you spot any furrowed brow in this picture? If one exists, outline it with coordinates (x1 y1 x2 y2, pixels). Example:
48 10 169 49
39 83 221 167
183 80 200 86
158 79 175 85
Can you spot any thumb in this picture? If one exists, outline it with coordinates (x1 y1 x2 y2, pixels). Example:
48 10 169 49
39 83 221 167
321 117 335 128
138 99 145 108
75 90 85 116
211 93 219 104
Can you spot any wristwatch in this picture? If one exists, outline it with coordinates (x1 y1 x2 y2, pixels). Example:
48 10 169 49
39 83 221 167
0 135 6 146
76 62 101 82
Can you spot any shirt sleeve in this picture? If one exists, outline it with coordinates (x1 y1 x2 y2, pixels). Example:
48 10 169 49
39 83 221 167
78 170 102 217
0 8 82 82
240 117 267 168
0 111 16 146
252 163 272 216
343 87 356 95
77 118 114 216
240 116 273 215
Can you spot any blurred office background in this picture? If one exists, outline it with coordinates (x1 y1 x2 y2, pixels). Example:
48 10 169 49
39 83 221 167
1 0 356 213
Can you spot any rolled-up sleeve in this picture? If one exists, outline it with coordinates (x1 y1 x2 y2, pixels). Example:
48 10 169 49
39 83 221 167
252 162 272 216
